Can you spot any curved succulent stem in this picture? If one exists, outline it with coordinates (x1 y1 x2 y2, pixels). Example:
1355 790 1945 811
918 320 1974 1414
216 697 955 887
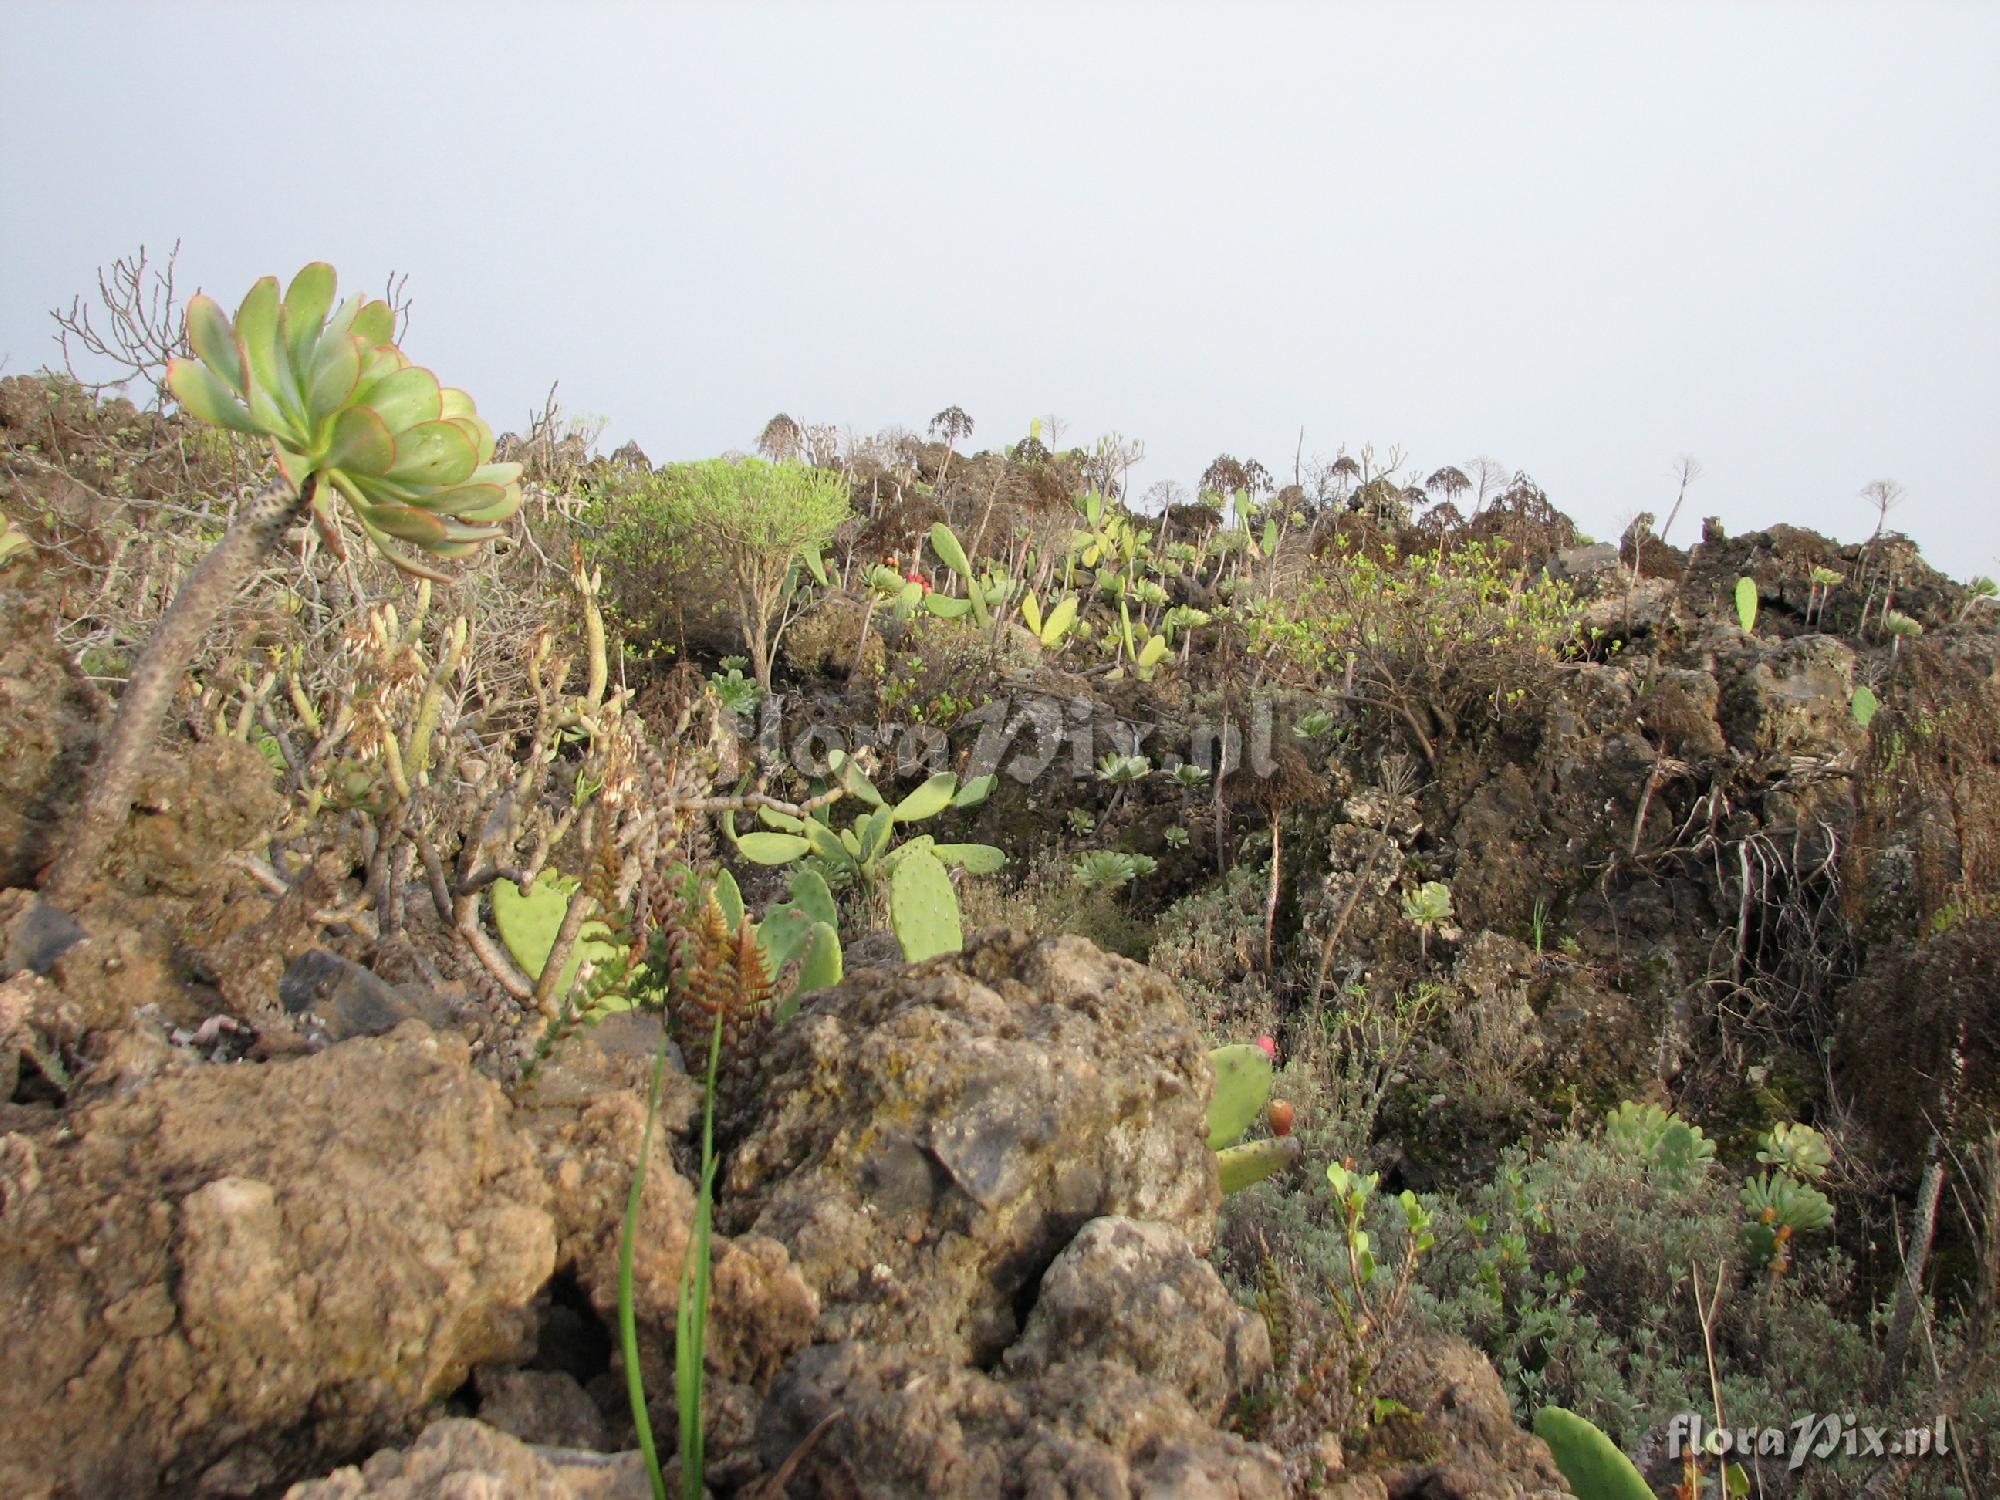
43 476 309 906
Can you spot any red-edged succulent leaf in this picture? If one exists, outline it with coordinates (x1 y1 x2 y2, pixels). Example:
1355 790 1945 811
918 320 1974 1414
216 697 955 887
322 292 367 343
467 461 523 489
351 299 395 345
305 332 363 430
407 480 509 516
185 295 244 391
439 387 475 420
323 405 395 475
385 420 479 487
282 263 336 371
363 365 442 434
357 502 451 546
348 344 407 406
235 336 292 437
166 357 260 434
233 277 306 434
432 516 506 543
456 487 522 524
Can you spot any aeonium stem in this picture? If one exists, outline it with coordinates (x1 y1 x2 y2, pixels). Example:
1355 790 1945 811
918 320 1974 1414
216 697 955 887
43 475 311 907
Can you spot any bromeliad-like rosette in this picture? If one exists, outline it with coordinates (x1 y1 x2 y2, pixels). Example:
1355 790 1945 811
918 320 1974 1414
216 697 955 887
165 263 523 579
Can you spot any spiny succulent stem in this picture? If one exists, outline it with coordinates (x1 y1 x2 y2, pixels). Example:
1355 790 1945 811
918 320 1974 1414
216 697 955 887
43 476 309 906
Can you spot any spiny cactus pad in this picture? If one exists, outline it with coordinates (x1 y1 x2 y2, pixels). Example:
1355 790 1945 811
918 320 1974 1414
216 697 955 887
1207 1043 1275 1150
492 871 625 1007
1217 1136 1302 1195
889 846 962 961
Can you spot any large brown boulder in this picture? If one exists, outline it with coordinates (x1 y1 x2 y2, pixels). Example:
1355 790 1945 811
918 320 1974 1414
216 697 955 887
722 931 1219 1365
0 1024 556 1498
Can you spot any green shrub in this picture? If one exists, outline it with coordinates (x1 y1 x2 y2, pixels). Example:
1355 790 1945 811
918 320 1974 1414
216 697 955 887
588 457 847 689
1252 538 1581 764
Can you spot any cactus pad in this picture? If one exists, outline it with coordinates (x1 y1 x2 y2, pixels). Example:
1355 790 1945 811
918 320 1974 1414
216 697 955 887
1216 1136 1302 1195
1532 1407 1655 1500
492 871 624 1006
1207 1043 1275 1150
889 846 962 961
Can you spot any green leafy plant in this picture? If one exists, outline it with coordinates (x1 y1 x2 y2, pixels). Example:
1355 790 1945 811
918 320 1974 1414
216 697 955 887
1756 1120 1831 1180
1324 1160 1436 1385
1067 808 1098 836
1602 1100 1716 1189
1095 752 1152 785
1293 707 1340 741
923 521 1013 628
1166 762 1211 791
1806 564 1843 628
1074 850 1140 892
707 661 762 718
45 264 521 904
1019 588 1081 648
1400 879 1455 958
1164 825 1190 850
493 870 627 1010
1957 574 1998 623
599 457 843 691
1741 1121 1834 1277
1253 537 1581 766
1883 608 1923 660
736 753 1002 961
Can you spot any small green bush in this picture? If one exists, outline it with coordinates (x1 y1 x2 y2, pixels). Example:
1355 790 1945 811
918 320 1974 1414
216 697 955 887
588 457 848 688
1252 538 1581 764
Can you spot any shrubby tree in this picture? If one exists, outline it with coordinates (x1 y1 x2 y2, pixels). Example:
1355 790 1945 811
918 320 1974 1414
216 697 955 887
928 405 974 485
620 457 849 691
757 412 803 463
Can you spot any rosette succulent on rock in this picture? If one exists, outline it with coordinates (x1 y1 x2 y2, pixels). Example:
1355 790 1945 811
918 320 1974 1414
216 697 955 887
166 263 521 579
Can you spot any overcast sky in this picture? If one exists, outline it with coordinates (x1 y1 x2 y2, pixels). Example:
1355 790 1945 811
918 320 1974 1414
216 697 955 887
5 1 1996 574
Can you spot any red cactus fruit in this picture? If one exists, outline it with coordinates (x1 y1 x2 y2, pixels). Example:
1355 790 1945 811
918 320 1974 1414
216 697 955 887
1268 1100 1295 1137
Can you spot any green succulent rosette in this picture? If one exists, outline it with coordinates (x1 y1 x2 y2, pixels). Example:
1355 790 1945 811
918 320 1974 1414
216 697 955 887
165 263 522 579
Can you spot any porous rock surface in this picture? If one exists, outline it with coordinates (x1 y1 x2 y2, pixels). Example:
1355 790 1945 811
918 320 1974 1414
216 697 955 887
722 930 1219 1364
0 1023 556 1498
282 1418 654 1500
1376 1333 1571 1499
756 1342 1286 1499
1001 1214 1271 1421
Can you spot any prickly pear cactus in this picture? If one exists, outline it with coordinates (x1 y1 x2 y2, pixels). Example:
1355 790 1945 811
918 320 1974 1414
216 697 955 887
1217 1136 1303 1195
1207 1043 1274 1150
492 871 625 1006
889 846 962 961
1532 1407 1655 1500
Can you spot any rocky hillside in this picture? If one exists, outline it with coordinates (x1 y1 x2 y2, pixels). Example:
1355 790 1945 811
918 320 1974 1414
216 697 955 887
2 371 1995 1496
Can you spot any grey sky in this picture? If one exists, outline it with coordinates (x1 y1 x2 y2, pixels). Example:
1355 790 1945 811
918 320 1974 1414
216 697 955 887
5 1 1996 574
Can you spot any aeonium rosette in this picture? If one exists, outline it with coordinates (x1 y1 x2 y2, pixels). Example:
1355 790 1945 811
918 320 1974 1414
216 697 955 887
165 262 522 579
